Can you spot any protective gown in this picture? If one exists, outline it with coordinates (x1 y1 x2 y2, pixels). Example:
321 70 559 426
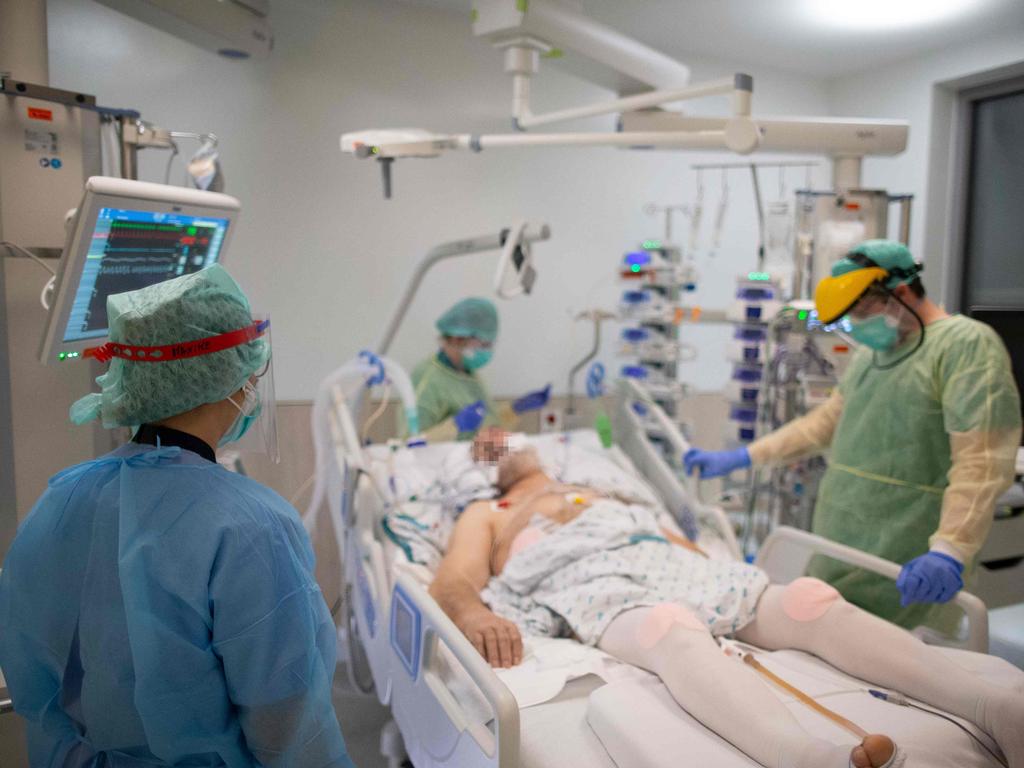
0 443 353 768
749 315 1020 629
411 354 500 441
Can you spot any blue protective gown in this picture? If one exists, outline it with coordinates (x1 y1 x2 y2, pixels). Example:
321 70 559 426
0 442 354 768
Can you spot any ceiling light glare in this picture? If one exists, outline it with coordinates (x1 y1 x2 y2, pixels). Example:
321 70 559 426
806 0 981 30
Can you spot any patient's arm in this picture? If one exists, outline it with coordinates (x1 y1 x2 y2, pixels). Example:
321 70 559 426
431 502 523 668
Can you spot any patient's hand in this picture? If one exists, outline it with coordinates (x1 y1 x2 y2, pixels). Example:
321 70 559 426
455 604 523 668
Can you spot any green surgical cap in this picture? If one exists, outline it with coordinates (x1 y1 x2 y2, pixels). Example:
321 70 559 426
70 264 269 428
436 297 499 342
832 240 919 289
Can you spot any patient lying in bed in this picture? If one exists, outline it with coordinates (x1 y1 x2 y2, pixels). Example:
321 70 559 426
430 428 1023 768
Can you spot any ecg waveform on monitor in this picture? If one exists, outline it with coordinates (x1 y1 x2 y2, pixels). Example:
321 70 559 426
78 219 220 333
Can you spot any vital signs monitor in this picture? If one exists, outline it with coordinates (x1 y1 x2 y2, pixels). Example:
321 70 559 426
38 176 241 364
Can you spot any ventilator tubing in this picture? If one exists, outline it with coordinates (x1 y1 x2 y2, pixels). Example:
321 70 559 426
304 355 418 537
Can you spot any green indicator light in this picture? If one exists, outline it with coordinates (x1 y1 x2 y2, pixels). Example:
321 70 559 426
798 310 808 320
187 226 197 235
631 264 641 273
642 239 661 250
747 271 770 281
58 352 66 360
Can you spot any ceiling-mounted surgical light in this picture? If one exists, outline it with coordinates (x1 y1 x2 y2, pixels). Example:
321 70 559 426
805 0 981 29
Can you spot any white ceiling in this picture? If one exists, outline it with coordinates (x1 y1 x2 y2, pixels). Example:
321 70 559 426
400 0 1024 79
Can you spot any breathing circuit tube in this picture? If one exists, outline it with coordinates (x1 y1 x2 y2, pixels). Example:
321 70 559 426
302 350 419 534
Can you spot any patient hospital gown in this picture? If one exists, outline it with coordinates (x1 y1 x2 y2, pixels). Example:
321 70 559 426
482 500 769 645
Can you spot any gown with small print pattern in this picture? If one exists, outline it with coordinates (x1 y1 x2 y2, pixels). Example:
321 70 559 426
482 500 769 645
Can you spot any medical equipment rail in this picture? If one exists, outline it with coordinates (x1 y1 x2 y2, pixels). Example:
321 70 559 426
322 377 990 768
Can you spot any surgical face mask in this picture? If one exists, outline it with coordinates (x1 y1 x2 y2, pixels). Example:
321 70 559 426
848 313 900 351
462 345 493 372
219 381 261 447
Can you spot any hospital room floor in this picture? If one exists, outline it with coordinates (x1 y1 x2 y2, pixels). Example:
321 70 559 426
333 676 393 767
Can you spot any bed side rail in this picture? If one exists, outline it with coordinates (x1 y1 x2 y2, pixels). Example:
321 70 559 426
757 526 989 653
387 572 519 767
613 379 743 560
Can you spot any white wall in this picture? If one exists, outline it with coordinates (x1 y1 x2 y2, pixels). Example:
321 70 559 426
827 29 1024 300
48 0 831 398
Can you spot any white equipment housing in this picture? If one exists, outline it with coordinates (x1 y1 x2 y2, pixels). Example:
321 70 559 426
0 81 102 250
93 0 273 59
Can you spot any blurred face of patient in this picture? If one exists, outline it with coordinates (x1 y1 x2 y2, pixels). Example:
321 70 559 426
472 427 543 492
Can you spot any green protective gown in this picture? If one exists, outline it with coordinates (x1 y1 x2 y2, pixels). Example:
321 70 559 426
411 353 497 440
809 315 1021 631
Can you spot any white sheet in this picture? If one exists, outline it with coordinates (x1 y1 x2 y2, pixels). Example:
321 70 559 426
495 638 648 708
368 429 728 570
587 647 1023 768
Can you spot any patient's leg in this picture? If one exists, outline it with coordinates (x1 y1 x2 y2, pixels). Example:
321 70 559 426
598 605 893 768
737 579 1024 767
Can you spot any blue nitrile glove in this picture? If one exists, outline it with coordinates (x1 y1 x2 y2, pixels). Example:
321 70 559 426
513 384 551 414
454 400 487 433
896 551 964 606
683 447 751 479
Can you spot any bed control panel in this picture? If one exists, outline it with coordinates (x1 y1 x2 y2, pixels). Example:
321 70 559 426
391 584 423 680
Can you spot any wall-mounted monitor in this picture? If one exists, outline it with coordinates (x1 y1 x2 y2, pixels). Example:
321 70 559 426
38 176 241 364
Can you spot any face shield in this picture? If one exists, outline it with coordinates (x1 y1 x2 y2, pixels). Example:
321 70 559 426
839 287 925 369
88 317 279 462
230 326 279 463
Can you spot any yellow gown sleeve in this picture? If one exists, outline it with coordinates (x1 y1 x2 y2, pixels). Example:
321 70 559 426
930 428 1020 561
423 418 459 443
747 390 845 466
495 401 520 430
928 327 1022 562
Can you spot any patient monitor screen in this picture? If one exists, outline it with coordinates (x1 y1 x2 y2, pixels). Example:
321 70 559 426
62 208 230 343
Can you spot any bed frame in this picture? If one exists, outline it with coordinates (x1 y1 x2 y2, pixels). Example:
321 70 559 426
320 378 989 768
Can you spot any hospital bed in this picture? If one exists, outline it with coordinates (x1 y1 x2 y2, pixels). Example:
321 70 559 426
317 378 1020 768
